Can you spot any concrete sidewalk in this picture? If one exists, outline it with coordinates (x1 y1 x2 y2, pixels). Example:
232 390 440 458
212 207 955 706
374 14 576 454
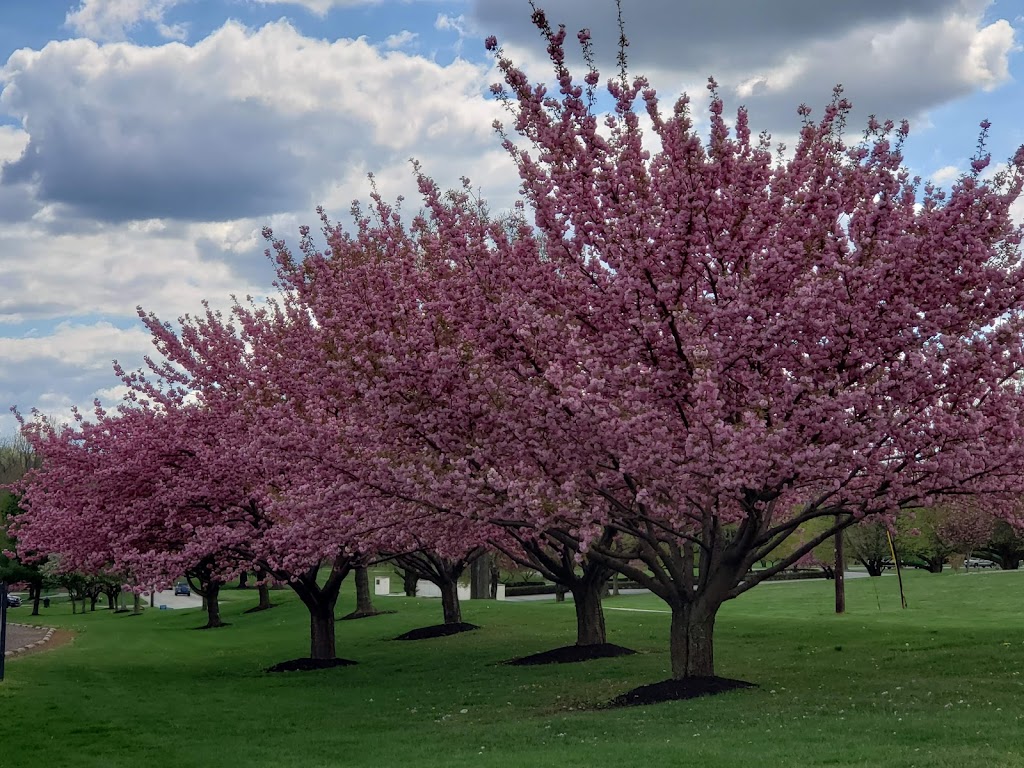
150 589 205 610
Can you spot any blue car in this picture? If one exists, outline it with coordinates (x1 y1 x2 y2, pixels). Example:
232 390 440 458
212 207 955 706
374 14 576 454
174 583 191 596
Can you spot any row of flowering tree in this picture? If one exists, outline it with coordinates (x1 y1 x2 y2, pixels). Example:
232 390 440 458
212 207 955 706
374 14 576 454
12 8 1024 683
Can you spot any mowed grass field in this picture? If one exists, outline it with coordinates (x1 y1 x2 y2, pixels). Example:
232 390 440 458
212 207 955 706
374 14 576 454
2 569 1023 768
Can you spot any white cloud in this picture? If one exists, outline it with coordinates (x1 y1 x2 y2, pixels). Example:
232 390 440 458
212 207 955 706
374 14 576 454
0 322 157 427
1 20 504 224
0 322 151 369
435 13 466 34
251 0 384 17
1011 195 1024 228
65 0 185 42
931 164 962 185
471 0 1018 135
0 126 29 160
384 30 419 49
0 221 254 324
157 22 190 42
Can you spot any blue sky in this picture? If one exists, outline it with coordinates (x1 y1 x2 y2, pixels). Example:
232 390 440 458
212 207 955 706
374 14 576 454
0 0 1022 434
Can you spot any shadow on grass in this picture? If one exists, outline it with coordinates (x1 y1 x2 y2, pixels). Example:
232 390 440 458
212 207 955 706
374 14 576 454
504 643 636 666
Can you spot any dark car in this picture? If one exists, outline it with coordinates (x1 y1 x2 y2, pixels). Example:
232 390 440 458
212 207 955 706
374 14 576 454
173 583 191 596
4 594 22 608
966 557 997 569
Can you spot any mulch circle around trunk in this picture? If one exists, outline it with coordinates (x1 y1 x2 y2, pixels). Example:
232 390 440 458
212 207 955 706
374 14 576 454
504 643 637 666
338 609 397 621
192 623 231 630
393 622 479 641
265 657 359 673
604 676 756 708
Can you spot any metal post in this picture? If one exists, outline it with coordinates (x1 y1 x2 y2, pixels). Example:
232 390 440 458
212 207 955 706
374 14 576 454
1 581 9 681
886 529 908 609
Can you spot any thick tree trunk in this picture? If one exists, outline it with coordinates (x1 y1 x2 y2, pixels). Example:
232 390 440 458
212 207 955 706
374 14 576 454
354 567 375 614
257 583 273 610
489 562 500 599
470 554 492 599
106 591 116 610
203 581 225 628
309 605 336 660
569 579 607 646
440 579 462 625
90 594 99 611
669 603 718 679
132 593 142 615
286 556 349 659
237 571 249 589
31 588 41 616
402 570 418 597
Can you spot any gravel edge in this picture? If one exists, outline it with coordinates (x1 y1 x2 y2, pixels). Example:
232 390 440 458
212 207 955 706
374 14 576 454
4 623 57 657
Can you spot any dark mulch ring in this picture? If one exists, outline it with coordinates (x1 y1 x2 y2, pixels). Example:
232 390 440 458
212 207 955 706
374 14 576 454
393 622 480 641
338 609 397 621
265 657 359 673
193 622 231 630
505 643 637 666
603 676 756 708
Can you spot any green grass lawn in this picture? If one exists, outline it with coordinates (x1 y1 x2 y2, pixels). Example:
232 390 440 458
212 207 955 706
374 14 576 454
3 570 1023 768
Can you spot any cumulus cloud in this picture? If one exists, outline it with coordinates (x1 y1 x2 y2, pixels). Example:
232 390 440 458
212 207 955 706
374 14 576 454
0 321 157 426
0 126 38 222
470 0 1017 134
65 0 186 42
0 321 151 369
0 20 505 224
384 30 419 49
0 220 253 324
931 164 962 185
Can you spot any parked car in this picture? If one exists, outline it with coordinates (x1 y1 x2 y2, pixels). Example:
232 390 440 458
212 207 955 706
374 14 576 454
173 582 191 596
4 594 22 608
965 557 997 569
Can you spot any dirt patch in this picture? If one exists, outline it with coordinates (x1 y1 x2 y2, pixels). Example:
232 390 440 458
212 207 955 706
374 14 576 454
394 622 479 641
604 676 755 708
265 657 359 673
6 628 75 659
505 643 636 666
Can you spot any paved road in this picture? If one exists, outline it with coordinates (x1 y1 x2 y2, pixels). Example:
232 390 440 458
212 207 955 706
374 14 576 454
504 571 875 602
150 589 204 610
